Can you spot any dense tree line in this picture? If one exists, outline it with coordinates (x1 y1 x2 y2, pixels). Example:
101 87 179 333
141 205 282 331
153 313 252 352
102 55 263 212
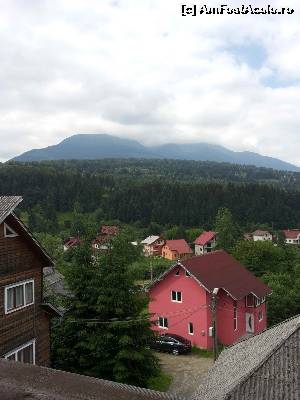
1 160 300 229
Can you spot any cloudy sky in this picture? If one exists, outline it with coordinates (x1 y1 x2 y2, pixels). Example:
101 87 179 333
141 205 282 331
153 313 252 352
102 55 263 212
1 0 300 164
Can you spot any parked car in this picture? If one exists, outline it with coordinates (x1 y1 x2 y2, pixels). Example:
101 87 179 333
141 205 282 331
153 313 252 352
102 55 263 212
151 333 192 355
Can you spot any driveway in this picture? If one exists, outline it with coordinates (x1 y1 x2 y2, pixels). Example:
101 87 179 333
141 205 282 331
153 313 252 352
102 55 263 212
157 352 213 398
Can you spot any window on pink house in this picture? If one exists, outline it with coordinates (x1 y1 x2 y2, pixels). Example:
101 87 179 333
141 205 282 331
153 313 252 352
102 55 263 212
233 301 237 331
158 316 168 329
246 294 255 307
258 311 263 321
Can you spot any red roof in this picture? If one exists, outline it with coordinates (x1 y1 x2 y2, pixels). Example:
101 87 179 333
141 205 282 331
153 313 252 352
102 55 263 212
100 225 119 236
164 239 192 254
282 229 300 239
181 250 271 300
194 231 216 245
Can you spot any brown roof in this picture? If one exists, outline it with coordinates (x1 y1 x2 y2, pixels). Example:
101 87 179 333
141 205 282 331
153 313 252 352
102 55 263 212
252 230 271 236
0 359 180 400
164 239 193 254
100 225 119 236
0 196 22 224
282 229 300 239
194 231 216 246
181 251 271 300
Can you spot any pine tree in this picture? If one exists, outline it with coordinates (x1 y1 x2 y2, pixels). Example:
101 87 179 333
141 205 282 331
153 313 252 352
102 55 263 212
214 207 241 252
51 233 159 387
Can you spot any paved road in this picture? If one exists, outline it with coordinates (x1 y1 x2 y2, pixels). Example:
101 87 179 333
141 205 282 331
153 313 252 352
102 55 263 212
157 352 213 398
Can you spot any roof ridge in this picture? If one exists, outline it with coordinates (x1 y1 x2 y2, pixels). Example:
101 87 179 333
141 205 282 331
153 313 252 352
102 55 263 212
226 313 300 349
223 314 300 399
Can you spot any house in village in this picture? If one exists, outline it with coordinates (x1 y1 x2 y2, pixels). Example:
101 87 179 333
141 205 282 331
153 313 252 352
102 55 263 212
282 229 300 245
0 196 60 366
161 239 193 261
141 235 165 257
194 231 217 255
252 230 273 242
92 225 120 252
194 314 300 400
148 250 271 349
63 237 81 251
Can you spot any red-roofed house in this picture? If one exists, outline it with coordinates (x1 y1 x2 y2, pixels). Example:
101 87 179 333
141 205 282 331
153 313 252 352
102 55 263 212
148 250 271 349
282 229 300 245
161 239 193 261
194 231 217 255
99 225 119 236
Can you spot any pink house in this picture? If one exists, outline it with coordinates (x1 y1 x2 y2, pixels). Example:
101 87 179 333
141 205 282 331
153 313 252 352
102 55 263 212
148 250 271 349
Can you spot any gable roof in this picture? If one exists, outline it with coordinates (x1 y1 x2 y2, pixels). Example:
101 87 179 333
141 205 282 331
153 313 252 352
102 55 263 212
283 229 300 239
194 231 216 246
141 235 161 245
164 239 193 254
0 196 22 224
181 251 271 300
252 230 271 236
0 359 181 400
100 225 119 235
193 314 300 400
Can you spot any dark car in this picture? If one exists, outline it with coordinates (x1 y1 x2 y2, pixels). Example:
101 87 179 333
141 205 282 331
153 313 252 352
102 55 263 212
151 333 192 355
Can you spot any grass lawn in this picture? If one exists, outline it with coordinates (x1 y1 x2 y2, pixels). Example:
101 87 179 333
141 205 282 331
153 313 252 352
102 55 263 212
191 346 214 358
147 372 172 392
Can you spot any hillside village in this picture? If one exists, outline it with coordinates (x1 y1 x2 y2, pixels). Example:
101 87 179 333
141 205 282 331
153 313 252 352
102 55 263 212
0 195 299 399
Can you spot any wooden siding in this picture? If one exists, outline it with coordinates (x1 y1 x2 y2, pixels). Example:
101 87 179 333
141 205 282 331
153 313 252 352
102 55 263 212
0 216 51 366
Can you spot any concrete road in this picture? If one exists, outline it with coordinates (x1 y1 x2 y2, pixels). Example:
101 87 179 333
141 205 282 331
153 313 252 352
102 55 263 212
157 352 213 398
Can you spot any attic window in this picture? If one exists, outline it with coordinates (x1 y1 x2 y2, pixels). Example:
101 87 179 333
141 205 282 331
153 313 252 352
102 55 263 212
4 223 18 238
175 270 180 276
185 270 191 277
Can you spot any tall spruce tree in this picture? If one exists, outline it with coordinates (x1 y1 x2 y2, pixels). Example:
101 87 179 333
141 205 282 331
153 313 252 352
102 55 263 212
51 233 159 387
214 207 241 252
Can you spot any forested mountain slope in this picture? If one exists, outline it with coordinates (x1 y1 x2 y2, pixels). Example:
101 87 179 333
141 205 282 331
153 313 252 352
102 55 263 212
12 134 300 172
1 160 300 228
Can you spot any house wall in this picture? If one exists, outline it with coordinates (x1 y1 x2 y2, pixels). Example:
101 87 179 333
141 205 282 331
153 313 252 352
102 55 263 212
161 246 177 260
0 216 51 366
149 268 268 349
253 234 272 242
149 266 211 348
195 238 217 256
216 290 267 345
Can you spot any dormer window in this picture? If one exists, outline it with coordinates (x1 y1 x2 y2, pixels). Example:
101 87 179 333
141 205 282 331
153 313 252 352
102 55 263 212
4 223 18 238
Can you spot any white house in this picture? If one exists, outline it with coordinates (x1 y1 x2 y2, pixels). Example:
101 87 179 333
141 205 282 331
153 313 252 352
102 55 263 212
140 235 165 257
252 230 273 242
282 229 300 245
194 231 217 255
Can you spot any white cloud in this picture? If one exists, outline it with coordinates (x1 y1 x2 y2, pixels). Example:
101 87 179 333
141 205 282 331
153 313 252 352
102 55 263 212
0 0 300 165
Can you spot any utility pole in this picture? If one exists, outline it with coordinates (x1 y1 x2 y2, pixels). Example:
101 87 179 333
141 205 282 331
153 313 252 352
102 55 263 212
150 259 153 282
211 288 219 362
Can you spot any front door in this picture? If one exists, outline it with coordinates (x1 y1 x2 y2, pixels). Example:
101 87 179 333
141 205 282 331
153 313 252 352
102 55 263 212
245 313 254 333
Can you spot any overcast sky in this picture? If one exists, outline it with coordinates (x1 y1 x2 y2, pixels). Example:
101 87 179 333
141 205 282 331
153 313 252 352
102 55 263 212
1 0 300 164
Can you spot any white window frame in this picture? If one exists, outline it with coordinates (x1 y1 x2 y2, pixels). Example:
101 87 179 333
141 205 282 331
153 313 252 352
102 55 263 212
233 302 238 331
4 223 18 238
185 270 191 277
5 279 34 314
4 339 36 365
158 316 168 329
258 310 263 322
188 322 194 335
171 290 182 303
246 294 255 308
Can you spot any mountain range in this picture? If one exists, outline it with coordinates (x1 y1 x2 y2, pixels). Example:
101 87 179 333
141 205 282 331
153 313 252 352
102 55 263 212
11 134 300 172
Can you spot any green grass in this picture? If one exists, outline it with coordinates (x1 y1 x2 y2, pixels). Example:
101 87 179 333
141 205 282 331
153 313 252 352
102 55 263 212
191 346 213 358
147 372 172 392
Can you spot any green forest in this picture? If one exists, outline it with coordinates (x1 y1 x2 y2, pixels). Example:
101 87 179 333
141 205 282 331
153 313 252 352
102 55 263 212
1 159 299 389
1 159 300 229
